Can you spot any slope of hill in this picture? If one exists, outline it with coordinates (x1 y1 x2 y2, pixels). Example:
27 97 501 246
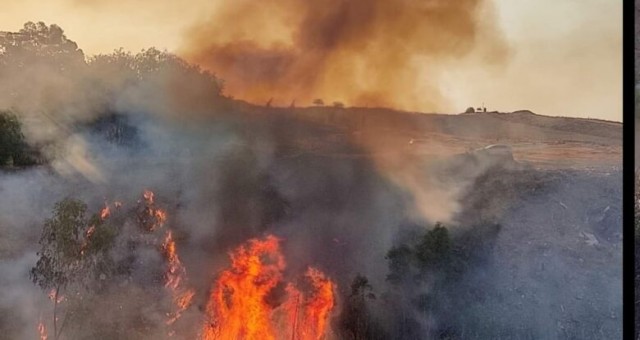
234 104 621 171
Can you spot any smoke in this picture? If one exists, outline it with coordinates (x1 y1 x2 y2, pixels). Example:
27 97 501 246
0 25 408 337
0 22 621 339
180 0 509 111
177 0 512 224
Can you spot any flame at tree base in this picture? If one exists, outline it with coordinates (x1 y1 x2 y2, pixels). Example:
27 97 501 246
37 316 47 340
201 235 336 340
163 230 195 328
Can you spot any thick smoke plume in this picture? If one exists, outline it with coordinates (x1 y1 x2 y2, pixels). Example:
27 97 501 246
181 0 508 110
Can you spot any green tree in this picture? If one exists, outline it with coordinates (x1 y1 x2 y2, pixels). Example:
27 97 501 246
385 223 452 284
88 47 223 95
385 245 414 284
339 275 385 340
415 223 451 271
31 198 117 340
0 21 85 72
0 111 24 166
87 47 224 114
0 111 40 167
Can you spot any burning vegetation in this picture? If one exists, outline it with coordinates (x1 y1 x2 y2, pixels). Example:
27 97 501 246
0 20 621 340
29 191 336 340
201 235 335 340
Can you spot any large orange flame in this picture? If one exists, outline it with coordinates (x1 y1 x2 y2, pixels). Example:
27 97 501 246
283 268 335 340
201 235 336 340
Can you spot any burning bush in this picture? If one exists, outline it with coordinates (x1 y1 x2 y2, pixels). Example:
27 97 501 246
201 235 336 340
31 198 118 339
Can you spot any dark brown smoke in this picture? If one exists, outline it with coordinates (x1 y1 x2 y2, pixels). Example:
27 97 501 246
180 0 509 111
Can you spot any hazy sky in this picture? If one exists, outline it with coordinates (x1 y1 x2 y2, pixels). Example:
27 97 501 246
0 0 622 121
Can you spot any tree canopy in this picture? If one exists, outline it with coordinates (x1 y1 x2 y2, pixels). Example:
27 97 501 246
31 198 116 291
0 111 39 167
0 21 85 72
31 197 118 339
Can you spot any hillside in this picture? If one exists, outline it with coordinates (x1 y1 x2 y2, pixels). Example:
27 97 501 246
227 103 621 171
0 20 622 340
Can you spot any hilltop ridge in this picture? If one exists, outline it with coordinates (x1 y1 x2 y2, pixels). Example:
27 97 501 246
225 102 621 170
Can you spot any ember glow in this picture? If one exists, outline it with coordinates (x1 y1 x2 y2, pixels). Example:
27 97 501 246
201 235 336 340
79 210 101 256
138 190 168 231
47 289 64 304
37 317 47 340
100 205 110 220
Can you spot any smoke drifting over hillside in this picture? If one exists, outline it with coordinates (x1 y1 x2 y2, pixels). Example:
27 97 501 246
0 23 442 338
0 21 621 339
181 0 509 110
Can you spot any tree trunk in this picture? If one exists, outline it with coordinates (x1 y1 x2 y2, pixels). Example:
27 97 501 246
290 291 300 340
53 286 59 340
52 285 69 340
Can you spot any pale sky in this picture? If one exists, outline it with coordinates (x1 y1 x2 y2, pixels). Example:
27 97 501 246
0 0 623 121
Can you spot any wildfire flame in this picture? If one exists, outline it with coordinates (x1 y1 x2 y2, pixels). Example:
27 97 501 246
86 225 96 238
38 191 201 338
284 268 335 340
138 190 167 231
37 190 335 339
37 318 47 340
201 235 336 340
143 190 155 203
162 230 195 327
47 289 65 304
80 200 114 255
100 205 110 220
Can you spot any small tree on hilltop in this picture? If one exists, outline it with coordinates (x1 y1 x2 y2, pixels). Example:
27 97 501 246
313 98 324 106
